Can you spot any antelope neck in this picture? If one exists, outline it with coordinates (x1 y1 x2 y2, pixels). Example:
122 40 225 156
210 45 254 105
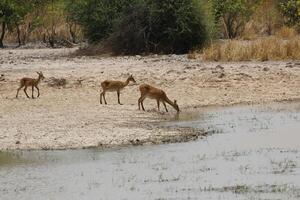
123 78 130 87
164 96 174 107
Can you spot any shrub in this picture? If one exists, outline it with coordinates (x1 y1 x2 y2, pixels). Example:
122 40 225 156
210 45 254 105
110 0 208 54
245 0 283 37
211 0 257 39
70 0 135 43
108 3 150 55
279 0 300 27
275 26 298 38
72 0 209 54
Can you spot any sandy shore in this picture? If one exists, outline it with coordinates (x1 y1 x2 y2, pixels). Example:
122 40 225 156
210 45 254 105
0 48 300 150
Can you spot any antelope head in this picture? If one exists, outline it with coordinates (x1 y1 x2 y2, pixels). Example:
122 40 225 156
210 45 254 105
128 74 136 84
36 71 45 80
173 100 180 113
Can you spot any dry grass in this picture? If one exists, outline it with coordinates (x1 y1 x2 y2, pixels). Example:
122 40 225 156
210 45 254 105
187 51 198 59
46 77 67 88
275 26 298 39
72 44 110 57
201 36 300 61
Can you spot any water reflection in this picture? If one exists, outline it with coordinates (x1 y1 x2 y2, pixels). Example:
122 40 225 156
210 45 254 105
0 152 24 166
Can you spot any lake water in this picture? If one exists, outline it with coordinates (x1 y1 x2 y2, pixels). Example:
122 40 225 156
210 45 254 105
1 102 300 200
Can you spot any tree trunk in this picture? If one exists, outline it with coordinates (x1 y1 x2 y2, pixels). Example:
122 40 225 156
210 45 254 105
23 22 32 45
16 24 22 47
69 23 76 43
0 22 6 48
222 17 230 39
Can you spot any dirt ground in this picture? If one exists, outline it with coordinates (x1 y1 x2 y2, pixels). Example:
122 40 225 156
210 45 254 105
0 48 300 150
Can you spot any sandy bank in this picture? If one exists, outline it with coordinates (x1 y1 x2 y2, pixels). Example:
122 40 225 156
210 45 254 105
0 48 300 150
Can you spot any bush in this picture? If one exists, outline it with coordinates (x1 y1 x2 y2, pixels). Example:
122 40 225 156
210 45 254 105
70 0 135 43
279 0 300 27
211 0 257 39
108 3 150 55
72 0 209 54
110 0 208 54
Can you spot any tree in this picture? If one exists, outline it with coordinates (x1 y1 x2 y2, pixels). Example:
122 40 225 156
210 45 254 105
70 0 208 54
68 0 135 43
12 1 32 46
16 0 51 46
279 0 300 27
0 0 14 47
64 0 84 43
250 0 283 36
110 0 208 54
211 0 258 39
0 0 32 47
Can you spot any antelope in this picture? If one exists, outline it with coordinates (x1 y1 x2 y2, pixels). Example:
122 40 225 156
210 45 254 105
100 74 136 105
138 84 180 113
16 71 45 99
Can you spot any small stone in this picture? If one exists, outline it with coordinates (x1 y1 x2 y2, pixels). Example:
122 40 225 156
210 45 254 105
263 67 270 71
216 65 224 70
218 73 225 78
16 141 20 144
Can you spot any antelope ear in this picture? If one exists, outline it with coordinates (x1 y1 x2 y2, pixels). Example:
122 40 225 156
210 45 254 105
36 71 40 75
174 100 177 104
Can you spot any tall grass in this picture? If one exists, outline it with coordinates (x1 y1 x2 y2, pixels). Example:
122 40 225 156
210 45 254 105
201 36 300 61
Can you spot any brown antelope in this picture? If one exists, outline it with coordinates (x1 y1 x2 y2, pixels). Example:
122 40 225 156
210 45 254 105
138 84 180 113
100 74 136 105
16 71 45 99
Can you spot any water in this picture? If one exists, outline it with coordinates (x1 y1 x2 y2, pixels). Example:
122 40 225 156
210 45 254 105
1 102 300 200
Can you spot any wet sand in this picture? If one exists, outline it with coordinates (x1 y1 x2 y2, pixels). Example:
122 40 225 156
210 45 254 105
0 48 300 150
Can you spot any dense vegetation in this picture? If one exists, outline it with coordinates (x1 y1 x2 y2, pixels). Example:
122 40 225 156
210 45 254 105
1 0 300 55
70 0 209 54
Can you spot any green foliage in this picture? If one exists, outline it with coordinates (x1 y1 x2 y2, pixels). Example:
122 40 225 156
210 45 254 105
68 0 136 42
3 0 298 52
108 2 149 54
211 0 258 38
0 0 15 25
201 0 219 42
70 0 208 54
0 0 30 27
0 0 33 47
279 0 300 27
110 0 208 54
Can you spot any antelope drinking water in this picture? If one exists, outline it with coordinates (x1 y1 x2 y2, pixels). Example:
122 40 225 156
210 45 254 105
138 84 180 113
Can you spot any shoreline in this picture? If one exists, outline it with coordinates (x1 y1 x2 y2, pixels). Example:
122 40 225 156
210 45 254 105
1 48 300 150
